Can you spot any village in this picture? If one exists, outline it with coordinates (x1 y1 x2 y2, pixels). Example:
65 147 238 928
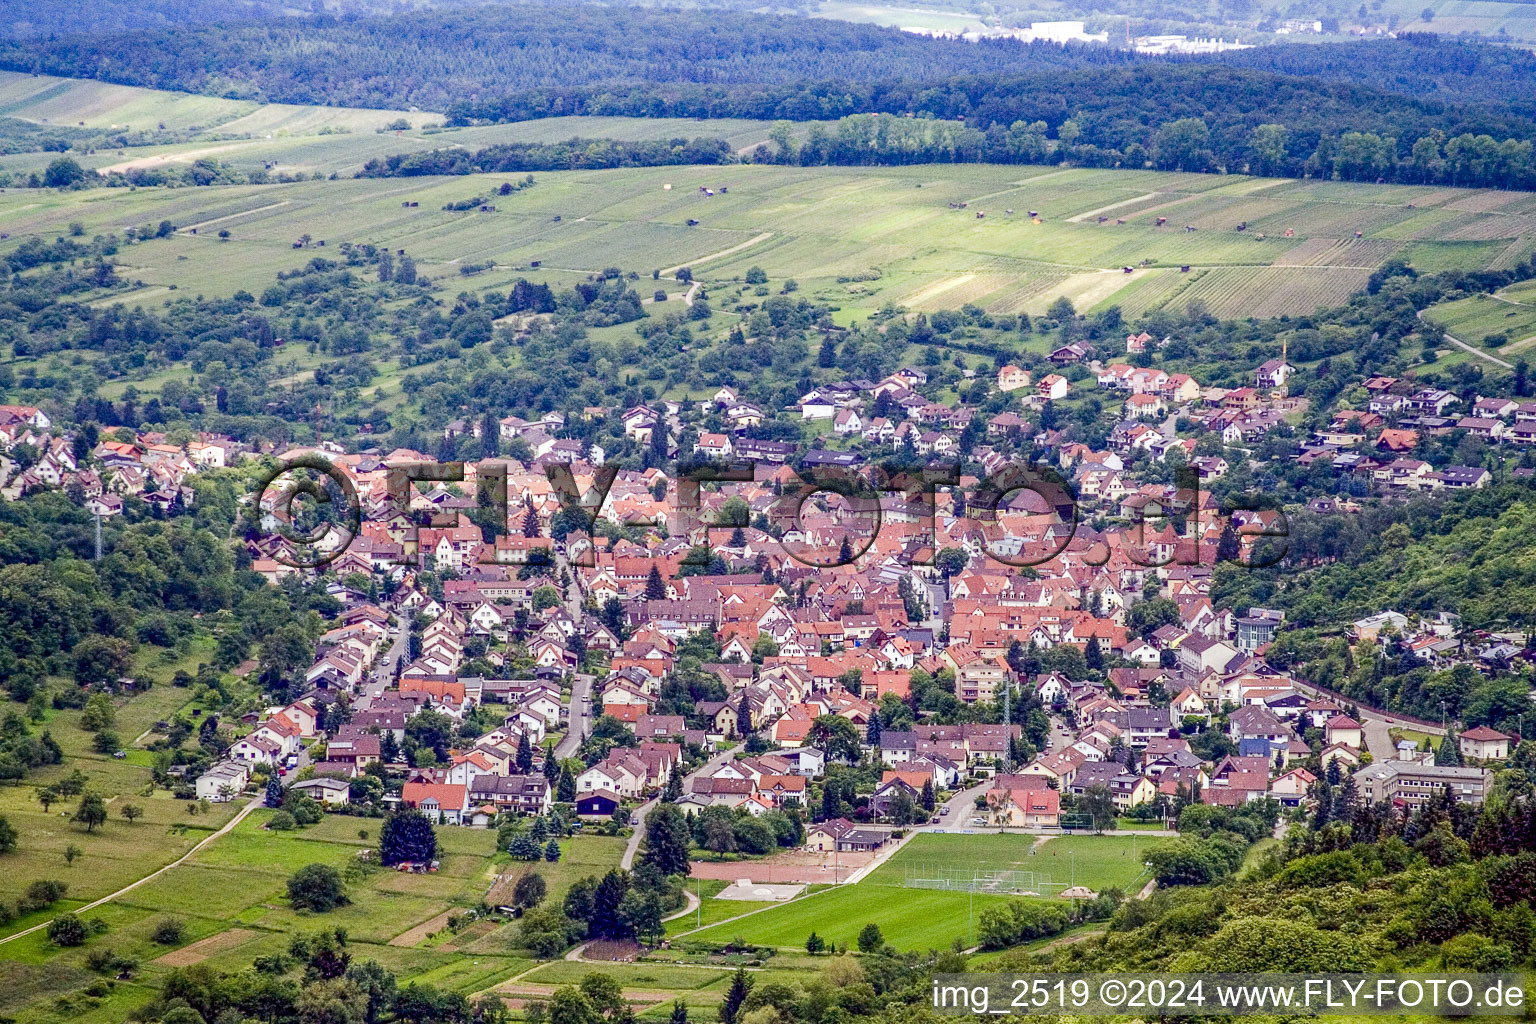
2 316 1522 857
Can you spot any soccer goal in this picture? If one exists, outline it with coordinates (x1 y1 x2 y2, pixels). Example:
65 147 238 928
901 865 1066 897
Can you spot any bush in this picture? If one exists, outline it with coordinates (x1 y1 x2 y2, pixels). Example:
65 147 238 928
48 913 88 946
151 918 186 945
22 879 67 911
287 864 348 912
269 810 297 831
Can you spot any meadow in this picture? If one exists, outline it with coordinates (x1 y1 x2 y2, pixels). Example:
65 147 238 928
4 161 1532 333
1422 290 1536 356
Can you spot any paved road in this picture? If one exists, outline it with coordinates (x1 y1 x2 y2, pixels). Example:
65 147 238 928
621 742 745 870
554 673 595 760
1417 308 1513 369
0 794 266 946
552 544 595 760
356 606 410 712
1289 679 1444 760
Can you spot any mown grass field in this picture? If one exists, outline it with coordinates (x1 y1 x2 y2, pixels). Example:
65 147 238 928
682 833 1151 951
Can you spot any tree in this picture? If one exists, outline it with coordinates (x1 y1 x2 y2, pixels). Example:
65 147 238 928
1081 784 1117 833
267 774 286 808
379 810 437 866
47 913 87 946
640 803 692 877
0 814 16 854
736 692 752 737
152 917 186 945
808 714 861 764
645 565 667 601
43 156 86 188
619 885 665 944
805 931 824 954
857 922 884 953
546 839 562 862
720 967 753 1024
73 635 135 689
81 693 116 732
120 803 144 824
590 869 630 939
920 779 935 812
64 844 81 866
288 863 348 912
1438 733 1464 767
37 787 56 814
514 871 548 910
935 547 968 579
517 732 535 774
703 816 737 859
73 793 107 833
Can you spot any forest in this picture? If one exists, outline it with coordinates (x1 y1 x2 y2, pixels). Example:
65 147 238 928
358 112 1536 191
1212 33 1536 109
0 5 1096 111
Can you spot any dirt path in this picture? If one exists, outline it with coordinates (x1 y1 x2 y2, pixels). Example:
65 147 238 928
100 141 259 174
179 201 293 234
660 232 772 278
390 908 456 946
1066 193 1159 224
1417 308 1514 369
0 794 264 946
662 887 700 923
154 928 258 966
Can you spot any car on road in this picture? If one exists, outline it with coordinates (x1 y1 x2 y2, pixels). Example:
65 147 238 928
939 806 950 816
970 816 985 825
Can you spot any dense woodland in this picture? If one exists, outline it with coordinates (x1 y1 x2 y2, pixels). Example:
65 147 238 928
1213 33 1536 109
361 111 1536 191
0 6 1091 111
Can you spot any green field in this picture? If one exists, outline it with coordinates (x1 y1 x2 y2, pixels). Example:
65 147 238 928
3 161 1531 330
1421 291 1536 355
0 653 626 1022
0 70 842 181
683 834 1151 951
0 71 431 134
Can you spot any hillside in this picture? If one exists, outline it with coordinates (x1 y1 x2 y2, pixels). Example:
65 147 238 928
0 5 1107 111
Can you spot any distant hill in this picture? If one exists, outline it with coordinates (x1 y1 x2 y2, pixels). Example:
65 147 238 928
0 4 1124 110
1212 34 1536 109
0 0 304 39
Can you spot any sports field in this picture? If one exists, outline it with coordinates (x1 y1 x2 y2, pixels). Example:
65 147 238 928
3 161 1532 326
683 833 1151 951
